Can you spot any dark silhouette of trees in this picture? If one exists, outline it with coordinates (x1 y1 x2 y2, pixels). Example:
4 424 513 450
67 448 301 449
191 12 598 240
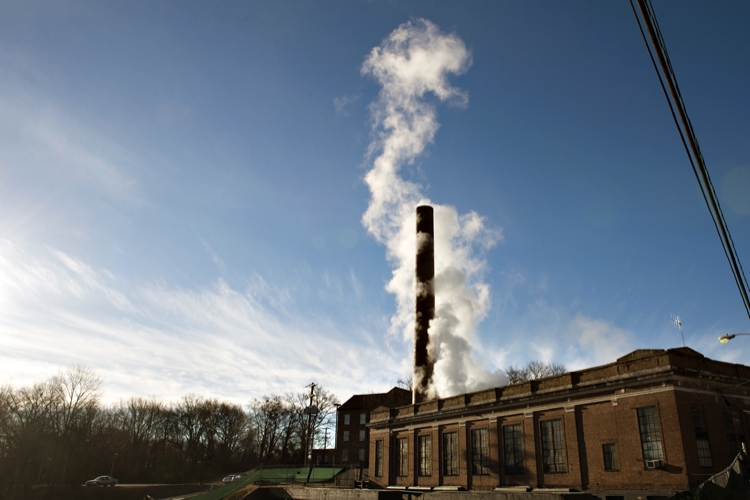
0 367 339 496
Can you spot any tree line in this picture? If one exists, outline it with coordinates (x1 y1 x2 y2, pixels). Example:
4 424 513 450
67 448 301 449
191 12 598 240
0 366 338 498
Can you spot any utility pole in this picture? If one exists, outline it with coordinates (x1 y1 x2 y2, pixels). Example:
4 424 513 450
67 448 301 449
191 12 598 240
303 383 316 467
333 403 340 466
304 383 318 485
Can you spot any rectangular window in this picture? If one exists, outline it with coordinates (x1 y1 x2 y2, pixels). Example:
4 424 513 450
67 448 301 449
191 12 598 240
359 448 365 462
603 443 619 471
344 414 350 425
396 437 408 477
471 428 490 475
724 409 745 458
692 407 713 467
360 413 366 424
359 430 366 441
443 432 459 476
503 423 524 475
343 430 349 442
418 435 432 476
540 419 567 473
342 448 348 462
375 440 384 477
637 407 664 462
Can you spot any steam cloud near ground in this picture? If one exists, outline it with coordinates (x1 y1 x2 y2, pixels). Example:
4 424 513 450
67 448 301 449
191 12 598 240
361 19 507 398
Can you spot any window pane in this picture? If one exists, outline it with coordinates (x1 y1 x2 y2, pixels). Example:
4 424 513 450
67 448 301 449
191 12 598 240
471 428 490 475
443 432 459 476
603 443 618 470
360 413 366 424
692 407 713 467
541 419 567 473
343 431 349 442
503 424 524 475
375 440 383 476
359 430 366 441
344 414 350 425
396 437 409 477
359 448 365 461
637 407 664 462
418 435 432 476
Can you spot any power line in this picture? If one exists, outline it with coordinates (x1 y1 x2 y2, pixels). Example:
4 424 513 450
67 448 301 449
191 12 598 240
630 0 750 321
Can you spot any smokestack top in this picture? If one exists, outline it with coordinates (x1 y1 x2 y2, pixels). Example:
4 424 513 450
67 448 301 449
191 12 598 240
416 205 434 235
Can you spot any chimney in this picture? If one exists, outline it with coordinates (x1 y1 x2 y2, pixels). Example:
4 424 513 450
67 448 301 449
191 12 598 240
414 205 435 404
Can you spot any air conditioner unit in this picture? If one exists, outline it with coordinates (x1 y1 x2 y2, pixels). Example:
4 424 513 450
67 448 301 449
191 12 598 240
645 459 664 469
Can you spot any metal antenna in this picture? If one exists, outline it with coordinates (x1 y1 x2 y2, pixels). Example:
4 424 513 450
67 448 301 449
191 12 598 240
671 314 685 347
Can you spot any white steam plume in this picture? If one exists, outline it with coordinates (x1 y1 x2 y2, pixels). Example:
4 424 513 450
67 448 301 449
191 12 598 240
361 19 506 398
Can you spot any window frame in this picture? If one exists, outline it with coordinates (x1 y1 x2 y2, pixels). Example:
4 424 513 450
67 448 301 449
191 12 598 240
503 423 525 475
396 437 409 477
602 443 619 471
471 428 490 475
691 406 713 468
375 439 383 477
418 434 432 476
540 419 567 473
375 440 384 477
443 431 459 476
637 406 664 464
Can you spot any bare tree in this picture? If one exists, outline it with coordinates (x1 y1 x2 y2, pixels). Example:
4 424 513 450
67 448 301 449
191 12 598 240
0 369 336 486
505 360 567 384
48 365 103 485
0 382 54 498
248 385 339 466
48 365 102 439
396 372 413 391
214 401 246 467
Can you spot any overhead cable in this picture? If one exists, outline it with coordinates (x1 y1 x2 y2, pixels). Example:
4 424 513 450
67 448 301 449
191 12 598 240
630 0 750 321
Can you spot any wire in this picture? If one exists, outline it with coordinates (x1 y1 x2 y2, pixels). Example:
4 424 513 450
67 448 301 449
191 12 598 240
630 0 750 320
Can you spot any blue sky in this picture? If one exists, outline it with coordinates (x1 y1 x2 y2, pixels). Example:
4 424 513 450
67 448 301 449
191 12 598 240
1 1 749 405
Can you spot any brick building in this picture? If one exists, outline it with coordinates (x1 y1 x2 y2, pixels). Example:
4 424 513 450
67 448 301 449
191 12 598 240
336 387 411 467
367 347 749 493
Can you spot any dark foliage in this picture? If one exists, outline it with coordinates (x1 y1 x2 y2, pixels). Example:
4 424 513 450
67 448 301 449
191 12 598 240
0 366 338 498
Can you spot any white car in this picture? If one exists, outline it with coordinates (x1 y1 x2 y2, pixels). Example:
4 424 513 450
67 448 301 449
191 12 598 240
223 475 237 484
85 475 118 487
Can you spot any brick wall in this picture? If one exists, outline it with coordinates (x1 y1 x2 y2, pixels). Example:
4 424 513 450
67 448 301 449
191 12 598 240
366 348 750 492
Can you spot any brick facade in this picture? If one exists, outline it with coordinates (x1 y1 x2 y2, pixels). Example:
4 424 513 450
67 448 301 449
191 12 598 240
334 387 411 468
368 348 750 492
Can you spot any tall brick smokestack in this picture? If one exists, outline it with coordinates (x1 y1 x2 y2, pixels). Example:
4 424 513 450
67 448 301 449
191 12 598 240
414 205 435 404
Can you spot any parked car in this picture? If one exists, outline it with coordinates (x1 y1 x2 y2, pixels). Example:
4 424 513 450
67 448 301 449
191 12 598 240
223 475 237 484
85 475 118 487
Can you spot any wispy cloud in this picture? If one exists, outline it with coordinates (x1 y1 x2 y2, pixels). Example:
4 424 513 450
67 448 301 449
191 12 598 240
333 94 360 116
200 238 227 274
486 293 637 373
0 242 403 404
0 48 142 206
